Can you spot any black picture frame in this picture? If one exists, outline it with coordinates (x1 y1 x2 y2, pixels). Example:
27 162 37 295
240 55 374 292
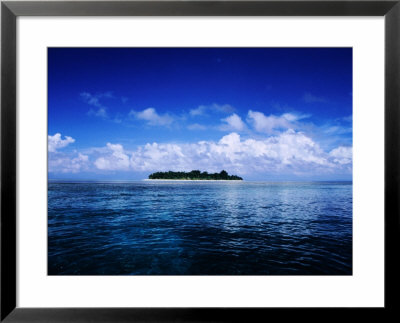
1 1 399 321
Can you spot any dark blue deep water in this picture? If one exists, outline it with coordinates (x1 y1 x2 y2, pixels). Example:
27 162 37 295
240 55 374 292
48 181 352 275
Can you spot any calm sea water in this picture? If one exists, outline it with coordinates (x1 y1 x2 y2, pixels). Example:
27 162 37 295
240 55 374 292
48 181 352 275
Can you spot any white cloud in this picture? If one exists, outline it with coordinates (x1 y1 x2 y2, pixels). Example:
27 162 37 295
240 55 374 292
130 142 187 172
94 143 130 170
130 108 173 126
88 107 107 118
81 92 112 118
190 105 207 116
220 113 246 131
281 112 310 122
80 131 351 177
329 146 352 165
48 130 352 177
48 133 89 173
213 103 235 114
48 153 89 173
48 133 75 152
324 126 352 135
81 92 101 106
247 110 301 134
190 103 235 117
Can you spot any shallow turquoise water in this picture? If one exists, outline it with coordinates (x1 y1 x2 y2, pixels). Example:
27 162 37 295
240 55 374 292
48 181 352 275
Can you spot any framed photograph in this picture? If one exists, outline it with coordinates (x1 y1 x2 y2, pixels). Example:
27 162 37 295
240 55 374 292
1 0 399 321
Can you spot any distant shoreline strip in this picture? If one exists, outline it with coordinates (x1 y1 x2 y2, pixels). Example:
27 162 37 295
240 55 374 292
143 179 243 182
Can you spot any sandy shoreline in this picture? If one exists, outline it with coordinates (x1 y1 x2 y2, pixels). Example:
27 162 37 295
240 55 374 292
143 179 243 182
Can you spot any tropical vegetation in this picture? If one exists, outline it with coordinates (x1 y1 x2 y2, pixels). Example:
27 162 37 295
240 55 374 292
148 170 243 180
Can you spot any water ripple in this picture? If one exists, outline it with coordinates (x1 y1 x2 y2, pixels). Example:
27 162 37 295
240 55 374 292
48 181 352 275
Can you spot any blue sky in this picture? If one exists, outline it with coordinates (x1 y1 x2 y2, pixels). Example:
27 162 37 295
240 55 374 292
48 48 352 181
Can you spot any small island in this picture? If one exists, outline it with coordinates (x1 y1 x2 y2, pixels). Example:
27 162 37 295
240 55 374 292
148 170 243 180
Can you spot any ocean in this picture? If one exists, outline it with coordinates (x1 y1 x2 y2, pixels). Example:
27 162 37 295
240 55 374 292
48 181 352 275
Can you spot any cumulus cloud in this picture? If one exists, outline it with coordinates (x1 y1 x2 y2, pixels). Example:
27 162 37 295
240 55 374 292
48 153 89 173
130 108 173 126
80 131 351 177
220 113 246 131
48 133 89 173
48 133 75 152
94 143 130 170
47 127 352 177
329 146 352 165
130 130 344 174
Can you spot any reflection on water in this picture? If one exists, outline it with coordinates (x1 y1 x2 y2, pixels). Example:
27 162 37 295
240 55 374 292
48 181 352 275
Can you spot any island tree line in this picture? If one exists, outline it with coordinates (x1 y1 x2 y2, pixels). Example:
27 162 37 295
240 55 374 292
148 170 243 180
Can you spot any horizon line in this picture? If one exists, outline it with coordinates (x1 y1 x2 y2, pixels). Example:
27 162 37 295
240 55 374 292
48 179 353 183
